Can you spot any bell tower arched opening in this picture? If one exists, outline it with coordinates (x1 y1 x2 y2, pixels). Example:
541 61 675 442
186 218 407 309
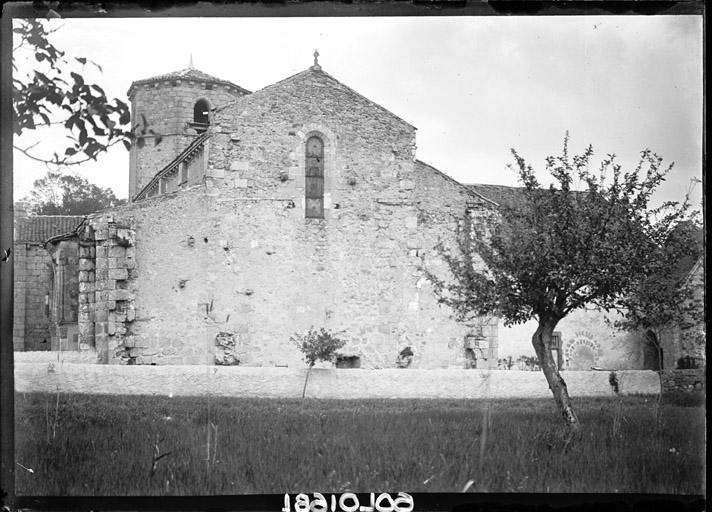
193 98 211 133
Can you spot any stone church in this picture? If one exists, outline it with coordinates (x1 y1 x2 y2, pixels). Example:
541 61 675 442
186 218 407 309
14 55 704 371
25 55 504 368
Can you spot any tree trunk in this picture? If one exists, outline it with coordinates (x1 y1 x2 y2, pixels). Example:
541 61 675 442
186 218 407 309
532 316 580 429
302 365 313 399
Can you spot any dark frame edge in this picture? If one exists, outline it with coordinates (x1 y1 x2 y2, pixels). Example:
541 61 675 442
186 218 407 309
0 3 16 511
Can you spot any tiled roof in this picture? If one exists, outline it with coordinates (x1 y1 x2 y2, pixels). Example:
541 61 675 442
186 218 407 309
415 160 496 205
14 216 84 243
217 66 415 130
128 67 250 96
465 184 525 207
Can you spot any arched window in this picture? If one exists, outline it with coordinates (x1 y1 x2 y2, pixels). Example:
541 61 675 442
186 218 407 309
193 99 210 133
305 136 324 218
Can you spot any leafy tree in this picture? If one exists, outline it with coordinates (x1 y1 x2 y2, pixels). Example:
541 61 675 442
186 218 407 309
12 18 160 168
291 327 346 398
24 171 125 215
614 221 703 344
428 134 695 429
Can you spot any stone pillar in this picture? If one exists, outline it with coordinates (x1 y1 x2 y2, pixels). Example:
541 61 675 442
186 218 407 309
77 227 96 351
91 218 138 364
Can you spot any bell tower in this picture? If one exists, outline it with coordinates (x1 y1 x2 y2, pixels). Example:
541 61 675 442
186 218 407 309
126 62 250 200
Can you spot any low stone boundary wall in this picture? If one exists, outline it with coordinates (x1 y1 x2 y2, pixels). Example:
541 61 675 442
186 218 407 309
14 364 660 399
661 369 705 393
15 350 99 365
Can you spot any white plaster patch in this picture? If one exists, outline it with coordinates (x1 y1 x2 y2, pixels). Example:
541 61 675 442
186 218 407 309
250 240 259 249
230 161 249 172
324 192 332 209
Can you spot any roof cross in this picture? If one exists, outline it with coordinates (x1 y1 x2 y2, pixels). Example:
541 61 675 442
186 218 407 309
313 49 319 66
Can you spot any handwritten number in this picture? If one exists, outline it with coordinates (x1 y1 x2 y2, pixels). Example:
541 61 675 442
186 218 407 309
295 494 310 512
311 493 327 512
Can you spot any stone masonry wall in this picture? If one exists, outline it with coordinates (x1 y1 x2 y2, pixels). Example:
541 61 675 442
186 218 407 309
412 160 500 367
12 244 53 351
77 218 138 363
661 369 705 393
85 66 494 368
129 80 245 198
677 259 705 365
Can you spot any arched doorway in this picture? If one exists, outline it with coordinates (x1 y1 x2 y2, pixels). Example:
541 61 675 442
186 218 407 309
642 330 663 370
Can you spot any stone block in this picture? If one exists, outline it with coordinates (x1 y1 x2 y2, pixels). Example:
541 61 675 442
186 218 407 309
112 289 132 301
230 160 249 172
79 282 94 293
208 168 225 178
405 216 418 229
78 322 93 337
109 257 127 269
78 270 94 282
94 228 109 241
235 178 248 188
109 268 129 280
399 179 415 190
109 246 126 258
78 259 95 271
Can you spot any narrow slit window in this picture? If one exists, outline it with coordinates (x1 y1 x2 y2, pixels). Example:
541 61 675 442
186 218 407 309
180 162 188 185
305 136 324 219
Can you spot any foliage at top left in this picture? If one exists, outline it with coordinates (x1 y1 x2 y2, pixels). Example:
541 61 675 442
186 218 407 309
12 19 159 168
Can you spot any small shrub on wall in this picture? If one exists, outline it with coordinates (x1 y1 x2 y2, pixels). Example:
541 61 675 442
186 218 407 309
291 327 346 398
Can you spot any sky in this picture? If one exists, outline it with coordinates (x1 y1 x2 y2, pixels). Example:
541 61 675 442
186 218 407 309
12 16 704 209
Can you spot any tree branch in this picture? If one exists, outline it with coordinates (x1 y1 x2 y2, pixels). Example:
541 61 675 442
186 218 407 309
13 138 125 168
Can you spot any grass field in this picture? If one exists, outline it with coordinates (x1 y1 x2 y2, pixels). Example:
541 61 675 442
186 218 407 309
14 392 705 495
